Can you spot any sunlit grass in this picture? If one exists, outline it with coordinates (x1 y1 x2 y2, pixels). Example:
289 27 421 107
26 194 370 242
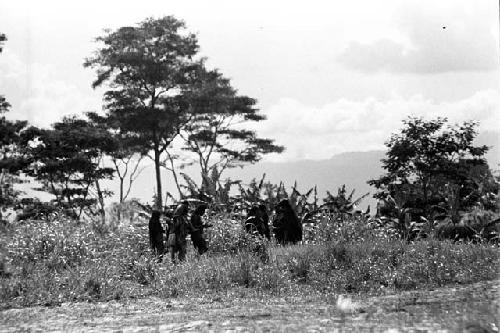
0 213 498 309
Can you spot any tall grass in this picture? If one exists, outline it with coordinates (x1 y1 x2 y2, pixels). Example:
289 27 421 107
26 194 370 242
0 213 498 309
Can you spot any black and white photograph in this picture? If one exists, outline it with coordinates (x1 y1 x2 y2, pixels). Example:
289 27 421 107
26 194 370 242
0 0 499 331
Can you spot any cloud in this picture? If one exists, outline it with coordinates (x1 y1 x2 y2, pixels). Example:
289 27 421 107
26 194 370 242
256 89 500 162
0 50 101 127
337 1 499 74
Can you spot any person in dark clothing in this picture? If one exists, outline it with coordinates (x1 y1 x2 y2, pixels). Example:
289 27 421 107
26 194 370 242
245 204 271 240
245 206 261 235
163 209 173 241
258 204 271 240
148 210 165 260
190 204 212 255
272 199 302 244
167 202 193 262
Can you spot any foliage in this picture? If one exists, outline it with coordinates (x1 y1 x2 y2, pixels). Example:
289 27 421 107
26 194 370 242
23 116 115 219
1 212 498 309
369 117 498 242
14 198 62 221
0 112 29 218
105 199 151 230
204 213 269 257
178 69 284 193
175 170 239 207
84 16 202 209
86 112 147 204
0 34 30 221
369 117 490 222
235 175 318 220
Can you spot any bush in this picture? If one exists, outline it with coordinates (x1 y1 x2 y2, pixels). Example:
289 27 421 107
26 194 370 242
205 214 270 260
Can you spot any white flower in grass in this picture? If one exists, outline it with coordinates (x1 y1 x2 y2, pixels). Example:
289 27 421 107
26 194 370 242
336 295 361 313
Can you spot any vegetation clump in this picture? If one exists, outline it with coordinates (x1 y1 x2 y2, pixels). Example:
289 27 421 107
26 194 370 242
1 212 498 309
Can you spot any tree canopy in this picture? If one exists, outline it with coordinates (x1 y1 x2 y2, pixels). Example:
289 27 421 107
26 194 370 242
178 69 284 195
84 16 202 208
23 117 116 218
368 117 491 221
0 34 30 221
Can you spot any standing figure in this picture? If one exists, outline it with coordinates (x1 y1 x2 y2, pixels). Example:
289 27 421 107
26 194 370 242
190 204 212 255
148 210 165 260
258 204 271 240
245 205 271 240
245 206 261 235
163 208 174 240
167 201 192 262
272 199 302 244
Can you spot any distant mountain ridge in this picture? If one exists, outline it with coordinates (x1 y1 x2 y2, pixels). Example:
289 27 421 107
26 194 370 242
110 150 386 210
223 150 386 210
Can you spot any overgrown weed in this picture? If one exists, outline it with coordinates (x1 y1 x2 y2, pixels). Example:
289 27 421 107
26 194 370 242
0 213 498 308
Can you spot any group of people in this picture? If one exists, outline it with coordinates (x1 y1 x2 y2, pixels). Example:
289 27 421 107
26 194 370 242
148 201 212 263
245 199 302 244
148 199 303 263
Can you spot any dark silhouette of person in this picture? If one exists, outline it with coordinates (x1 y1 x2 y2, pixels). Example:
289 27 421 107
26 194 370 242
167 201 192 262
245 206 261 235
258 204 271 240
245 205 270 239
272 199 302 244
190 204 212 255
148 210 165 260
163 208 174 239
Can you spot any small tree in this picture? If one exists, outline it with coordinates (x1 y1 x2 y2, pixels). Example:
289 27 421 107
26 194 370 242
25 117 115 219
0 103 29 222
368 117 490 222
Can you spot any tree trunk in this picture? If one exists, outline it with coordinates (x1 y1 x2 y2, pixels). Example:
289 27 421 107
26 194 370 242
422 177 429 219
119 177 124 203
200 158 210 194
117 177 124 222
95 179 106 224
0 169 5 222
154 147 163 209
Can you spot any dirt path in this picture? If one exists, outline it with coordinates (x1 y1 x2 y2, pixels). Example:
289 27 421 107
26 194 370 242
1 279 499 332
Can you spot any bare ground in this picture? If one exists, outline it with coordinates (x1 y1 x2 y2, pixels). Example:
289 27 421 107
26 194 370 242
1 279 499 332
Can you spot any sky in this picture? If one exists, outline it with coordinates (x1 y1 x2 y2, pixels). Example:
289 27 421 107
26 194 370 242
1 0 499 162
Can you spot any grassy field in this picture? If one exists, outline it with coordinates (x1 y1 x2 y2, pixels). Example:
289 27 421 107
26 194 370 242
1 212 498 311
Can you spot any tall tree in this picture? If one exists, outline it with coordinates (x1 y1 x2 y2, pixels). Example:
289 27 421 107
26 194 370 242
179 70 284 195
84 16 200 209
368 117 490 220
